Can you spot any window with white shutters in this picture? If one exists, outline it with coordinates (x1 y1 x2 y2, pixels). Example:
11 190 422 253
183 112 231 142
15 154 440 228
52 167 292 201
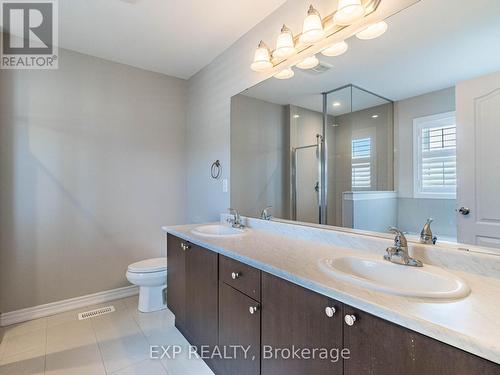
413 112 457 199
352 137 372 190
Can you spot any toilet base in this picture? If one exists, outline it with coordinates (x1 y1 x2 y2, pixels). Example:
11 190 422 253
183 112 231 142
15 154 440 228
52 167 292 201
138 285 167 313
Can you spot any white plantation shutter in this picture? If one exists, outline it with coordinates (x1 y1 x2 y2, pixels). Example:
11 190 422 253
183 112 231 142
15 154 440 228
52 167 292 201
413 112 457 198
352 137 371 189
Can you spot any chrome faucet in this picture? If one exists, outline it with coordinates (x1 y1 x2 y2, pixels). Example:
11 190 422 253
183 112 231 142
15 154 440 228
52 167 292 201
384 227 423 267
260 206 272 220
420 218 437 245
227 208 244 228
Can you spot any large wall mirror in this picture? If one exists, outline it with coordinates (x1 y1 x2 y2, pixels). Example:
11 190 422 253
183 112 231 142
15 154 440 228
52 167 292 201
230 0 500 253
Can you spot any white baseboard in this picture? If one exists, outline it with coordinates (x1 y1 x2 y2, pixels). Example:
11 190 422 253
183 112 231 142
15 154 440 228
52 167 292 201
0 285 139 327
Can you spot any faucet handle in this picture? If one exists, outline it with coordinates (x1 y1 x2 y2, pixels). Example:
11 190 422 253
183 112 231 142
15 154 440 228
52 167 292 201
388 227 407 248
260 206 272 220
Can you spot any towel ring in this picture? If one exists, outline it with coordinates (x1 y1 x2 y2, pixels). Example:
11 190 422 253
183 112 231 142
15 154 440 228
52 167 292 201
211 160 222 179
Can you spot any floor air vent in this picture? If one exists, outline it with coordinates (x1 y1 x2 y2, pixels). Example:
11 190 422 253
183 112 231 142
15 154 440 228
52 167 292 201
78 305 115 320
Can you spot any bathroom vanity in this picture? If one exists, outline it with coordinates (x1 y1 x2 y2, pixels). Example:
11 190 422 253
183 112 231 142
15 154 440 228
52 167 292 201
163 220 500 375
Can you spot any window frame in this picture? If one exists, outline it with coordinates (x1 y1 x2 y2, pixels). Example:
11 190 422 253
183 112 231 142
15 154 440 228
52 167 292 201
412 111 457 199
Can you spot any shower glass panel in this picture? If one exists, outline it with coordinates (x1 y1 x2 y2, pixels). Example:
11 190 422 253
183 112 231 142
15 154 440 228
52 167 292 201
324 85 394 230
292 142 320 223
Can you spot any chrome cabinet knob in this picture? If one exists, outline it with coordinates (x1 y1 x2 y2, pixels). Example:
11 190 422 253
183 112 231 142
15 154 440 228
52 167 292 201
180 242 191 251
458 207 470 216
249 306 260 314
344 314 357 326
325 306 336 318
231 272 241 280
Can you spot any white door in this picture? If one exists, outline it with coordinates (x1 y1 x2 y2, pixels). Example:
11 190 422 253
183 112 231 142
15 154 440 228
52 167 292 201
456 71 500 248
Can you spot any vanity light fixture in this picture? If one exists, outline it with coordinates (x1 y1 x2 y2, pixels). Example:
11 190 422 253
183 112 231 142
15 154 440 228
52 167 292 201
249 1 385 76
372 114 379 118
274 67 295 79
299 5 325 44
250 41 273 72
334 0 365 25
333 101 341 107
274 24 296 59
356 21 388 40
293 114 300 119
321 40 349 57
296 55 319 69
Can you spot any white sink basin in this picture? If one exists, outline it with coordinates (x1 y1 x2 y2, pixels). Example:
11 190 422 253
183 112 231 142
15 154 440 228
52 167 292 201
319 256 470 300
191 224 246 237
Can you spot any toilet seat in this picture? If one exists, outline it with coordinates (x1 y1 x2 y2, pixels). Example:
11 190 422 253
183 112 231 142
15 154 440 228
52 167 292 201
127 257 167 273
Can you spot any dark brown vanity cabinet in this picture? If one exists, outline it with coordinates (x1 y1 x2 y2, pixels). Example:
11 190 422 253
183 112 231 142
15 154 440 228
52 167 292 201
167 235 500 375
261 272 343 375
166 235 218 363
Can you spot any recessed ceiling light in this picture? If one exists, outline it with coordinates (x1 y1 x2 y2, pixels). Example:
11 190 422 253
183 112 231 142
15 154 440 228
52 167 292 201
372 114 379 118
293 114 300 119
333 102 341 107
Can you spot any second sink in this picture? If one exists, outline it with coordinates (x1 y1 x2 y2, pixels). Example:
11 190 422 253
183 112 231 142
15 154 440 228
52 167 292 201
319 256 470 300
191 224 246 237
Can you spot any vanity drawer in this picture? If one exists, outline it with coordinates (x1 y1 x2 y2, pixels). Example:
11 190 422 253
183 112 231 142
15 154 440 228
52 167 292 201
219 255 261 301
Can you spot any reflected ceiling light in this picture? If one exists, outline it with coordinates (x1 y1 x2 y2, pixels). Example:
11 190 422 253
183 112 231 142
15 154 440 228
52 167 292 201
372 114 379 118
321 41 349 57
299 5 325 44
250 41 273 72
293 114 300 119
334 0 365 25
274 24 296 59
295 55 319 69
274 67 295 79
333 102 341 107
356 21 388 40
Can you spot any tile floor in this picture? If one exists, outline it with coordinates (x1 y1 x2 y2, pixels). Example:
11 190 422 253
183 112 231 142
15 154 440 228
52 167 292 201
0 296 214 375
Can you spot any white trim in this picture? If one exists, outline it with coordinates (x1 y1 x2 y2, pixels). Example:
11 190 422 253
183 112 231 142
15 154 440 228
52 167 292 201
412 111 457 199
0 285 138 327
342 191 397 201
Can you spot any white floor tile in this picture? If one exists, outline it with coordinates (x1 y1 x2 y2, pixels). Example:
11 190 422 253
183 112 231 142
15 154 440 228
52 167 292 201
46 320 96 354
111 359 167 375
45 344 106 375
131 309 175 338
1 318 47 339
0 328 46 359
0 354 45 375
92 310 142 342
98 333 150 373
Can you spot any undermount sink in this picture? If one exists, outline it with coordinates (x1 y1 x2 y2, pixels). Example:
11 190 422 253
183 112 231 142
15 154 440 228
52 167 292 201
319 256 470 300
191 224 246 237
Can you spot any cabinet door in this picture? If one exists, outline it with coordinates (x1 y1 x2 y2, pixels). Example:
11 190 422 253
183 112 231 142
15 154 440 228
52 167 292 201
343 306 417 375
343 305 500 375
219 283 260 375
166 234 186 329
261 273 343 375
184 243 219 352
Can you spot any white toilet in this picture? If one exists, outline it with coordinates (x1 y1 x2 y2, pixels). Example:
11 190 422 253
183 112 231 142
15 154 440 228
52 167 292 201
126 257 168 313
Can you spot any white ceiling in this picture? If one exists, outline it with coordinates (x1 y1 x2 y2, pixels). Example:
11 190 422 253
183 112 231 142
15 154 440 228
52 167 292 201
243 0 500 111
56 0 286 79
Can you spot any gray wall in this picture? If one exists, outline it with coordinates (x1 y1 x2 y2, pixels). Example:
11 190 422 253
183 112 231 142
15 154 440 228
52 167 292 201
0 48 187 312
230 95 289 219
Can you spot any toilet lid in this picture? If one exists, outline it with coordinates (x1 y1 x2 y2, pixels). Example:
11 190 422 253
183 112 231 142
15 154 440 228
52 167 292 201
128 258 167 273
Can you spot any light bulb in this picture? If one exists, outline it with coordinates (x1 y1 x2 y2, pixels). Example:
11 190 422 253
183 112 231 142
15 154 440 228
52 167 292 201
250 41 273 72
299 5 325 44
274 25 296 59
334 0 365 25
356 21 388 40
296 55 319 70
321 41 348 57
274 68 295 80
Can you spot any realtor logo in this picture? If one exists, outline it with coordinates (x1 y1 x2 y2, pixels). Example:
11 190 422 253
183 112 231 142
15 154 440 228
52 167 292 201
1 0 58 69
